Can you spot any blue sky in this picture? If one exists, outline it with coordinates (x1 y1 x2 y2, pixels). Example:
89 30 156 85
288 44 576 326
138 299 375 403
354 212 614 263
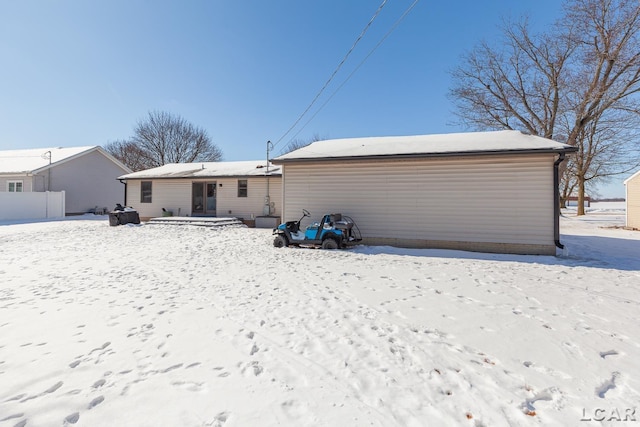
0 1 628 197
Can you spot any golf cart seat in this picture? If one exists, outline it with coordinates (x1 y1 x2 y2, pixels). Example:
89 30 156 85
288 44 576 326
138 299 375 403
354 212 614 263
285 220 300 233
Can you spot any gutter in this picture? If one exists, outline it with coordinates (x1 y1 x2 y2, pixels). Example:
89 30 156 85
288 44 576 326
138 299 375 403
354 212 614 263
117 173 282 180
271 148 575 164
553 153 566 250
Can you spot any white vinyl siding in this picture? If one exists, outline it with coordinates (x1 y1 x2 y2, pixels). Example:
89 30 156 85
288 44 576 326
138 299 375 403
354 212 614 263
127 180 192 219
0 176 34 192
126 177 282 220
626 172 640 229
217 177 281 219
281 154 557 254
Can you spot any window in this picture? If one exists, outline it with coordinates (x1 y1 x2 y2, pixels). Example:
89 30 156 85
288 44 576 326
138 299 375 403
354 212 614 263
7 181 23 192
140 181 152 203
237 179 248 197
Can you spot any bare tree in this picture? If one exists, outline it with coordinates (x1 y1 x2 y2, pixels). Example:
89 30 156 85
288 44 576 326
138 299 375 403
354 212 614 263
449 0 640 215
104 139 149 172
563 0 640 213
105 111 223 171
563 108 640 201
450 18 574 139
132 111 223 167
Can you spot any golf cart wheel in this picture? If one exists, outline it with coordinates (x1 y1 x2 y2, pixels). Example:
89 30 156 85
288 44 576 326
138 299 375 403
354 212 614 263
321 238 339 250
273 235 288 248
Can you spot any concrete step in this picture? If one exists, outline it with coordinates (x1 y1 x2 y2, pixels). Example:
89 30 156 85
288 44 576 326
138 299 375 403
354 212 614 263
146 216 245 228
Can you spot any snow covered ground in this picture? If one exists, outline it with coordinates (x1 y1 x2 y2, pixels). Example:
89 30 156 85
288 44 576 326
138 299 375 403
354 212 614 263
0 202 638 427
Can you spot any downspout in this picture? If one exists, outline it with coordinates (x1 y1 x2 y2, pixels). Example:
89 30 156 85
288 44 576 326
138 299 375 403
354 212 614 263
554 153 566 249
264 140 273 216
119 179 127 207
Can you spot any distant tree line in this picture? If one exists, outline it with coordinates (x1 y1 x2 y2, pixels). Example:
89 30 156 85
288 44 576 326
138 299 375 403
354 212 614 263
449 0 640 215
105 111 223 171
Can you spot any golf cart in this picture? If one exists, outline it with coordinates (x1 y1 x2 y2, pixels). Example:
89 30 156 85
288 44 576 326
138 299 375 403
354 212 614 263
273 209 362 249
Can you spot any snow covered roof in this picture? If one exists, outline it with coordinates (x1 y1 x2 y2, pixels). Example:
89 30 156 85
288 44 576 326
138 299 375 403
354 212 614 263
273 130 575 163
624 169 640 185
118 160 281 180
0 146 100 174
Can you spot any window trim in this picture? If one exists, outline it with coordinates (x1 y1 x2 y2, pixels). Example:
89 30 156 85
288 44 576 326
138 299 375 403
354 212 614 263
237 179 248 198
140 181 152 203
7 180 23 192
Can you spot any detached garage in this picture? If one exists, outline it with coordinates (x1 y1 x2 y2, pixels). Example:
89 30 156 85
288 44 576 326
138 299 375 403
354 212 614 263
272 130 575 255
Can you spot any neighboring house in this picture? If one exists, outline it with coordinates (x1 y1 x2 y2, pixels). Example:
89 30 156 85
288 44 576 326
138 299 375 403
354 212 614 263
624 169 640 229
0 146 131 215
117 161 282 223
272 130 576 255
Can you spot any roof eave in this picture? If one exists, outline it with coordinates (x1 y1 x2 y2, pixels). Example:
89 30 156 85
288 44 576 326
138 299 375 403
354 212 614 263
118 173 283 180
0 171 32 176
272 147 578 164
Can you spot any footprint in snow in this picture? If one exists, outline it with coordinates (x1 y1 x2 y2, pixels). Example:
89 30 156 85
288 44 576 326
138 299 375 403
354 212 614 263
520 387 563 414
209 411 229 426
241 361 263 376
0 413 23 422
44 381 63 394
63 412 79 425
89 342 111 355
250 343 259 356
88 395 105 409
596 372 619 398
162 363 183 373
599 350 619 358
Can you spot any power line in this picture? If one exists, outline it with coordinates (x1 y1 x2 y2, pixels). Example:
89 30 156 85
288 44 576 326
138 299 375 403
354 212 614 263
273 0 389 149
281 0 420 152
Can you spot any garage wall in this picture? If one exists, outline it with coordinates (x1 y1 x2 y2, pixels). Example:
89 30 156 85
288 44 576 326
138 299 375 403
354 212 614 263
280 154 557 255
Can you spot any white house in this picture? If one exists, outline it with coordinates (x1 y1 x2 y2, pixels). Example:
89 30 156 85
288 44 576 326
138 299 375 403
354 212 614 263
118 161 282 225
0 146 131 215
272 130 576 255
624 169 640 229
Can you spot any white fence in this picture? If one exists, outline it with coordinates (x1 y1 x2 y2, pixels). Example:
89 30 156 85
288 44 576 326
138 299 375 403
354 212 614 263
0 191 65 221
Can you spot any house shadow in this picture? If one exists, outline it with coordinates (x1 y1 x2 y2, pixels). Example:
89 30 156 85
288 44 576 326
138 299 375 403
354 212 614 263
351 234 640 272
0 214 108 227
559 234 640 271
